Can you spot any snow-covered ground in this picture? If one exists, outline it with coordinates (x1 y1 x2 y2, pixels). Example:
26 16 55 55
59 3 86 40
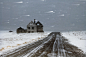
62 31 86 54
0 31 50 54
0 31 86 55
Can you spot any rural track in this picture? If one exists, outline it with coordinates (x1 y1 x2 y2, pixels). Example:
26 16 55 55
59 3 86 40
0 32 86 57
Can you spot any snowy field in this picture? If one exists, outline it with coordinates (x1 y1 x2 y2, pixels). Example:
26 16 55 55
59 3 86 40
0 31 50 54
62 31 86 54
0 31 86 55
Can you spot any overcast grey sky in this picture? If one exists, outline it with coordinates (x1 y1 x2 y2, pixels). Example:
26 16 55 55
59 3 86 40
0 0 86 32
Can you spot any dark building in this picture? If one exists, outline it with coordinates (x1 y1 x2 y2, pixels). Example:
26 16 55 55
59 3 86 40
16 19 44 33
36 21 43 32
16 27 27 33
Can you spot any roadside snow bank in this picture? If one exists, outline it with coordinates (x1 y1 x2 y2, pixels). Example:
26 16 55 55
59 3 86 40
0 31 51 54
62 31 86 54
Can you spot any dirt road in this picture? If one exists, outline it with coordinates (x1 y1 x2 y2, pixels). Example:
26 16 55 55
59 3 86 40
0 32 86 57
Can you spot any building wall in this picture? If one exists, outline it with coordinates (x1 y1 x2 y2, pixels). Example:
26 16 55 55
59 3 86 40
27 24 37 33
17 29 26 33
37 26 44 32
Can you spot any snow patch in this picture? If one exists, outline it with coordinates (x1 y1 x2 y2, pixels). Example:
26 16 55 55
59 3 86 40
41 0 45 1
14 1 23 3
59 14 65 16
62 31 86 53
46 11 55 13
72 4 80 6
51 26 54 27
7 22 9 23
15 18 18 19
26 2 29 3
24 15 30 16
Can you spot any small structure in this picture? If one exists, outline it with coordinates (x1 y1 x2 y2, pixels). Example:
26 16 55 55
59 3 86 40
9 30 13 32
17 27 27 33
16 19 44 33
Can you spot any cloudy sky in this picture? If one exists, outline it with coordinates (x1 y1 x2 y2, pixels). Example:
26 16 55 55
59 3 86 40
0 0 86 32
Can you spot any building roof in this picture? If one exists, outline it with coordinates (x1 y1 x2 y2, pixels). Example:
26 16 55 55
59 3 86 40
27 21 36 26
17 27 24 30
27 20 43 27
36 21 43 27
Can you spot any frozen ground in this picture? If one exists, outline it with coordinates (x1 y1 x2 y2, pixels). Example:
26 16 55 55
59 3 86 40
0 31 86 56
62 31 86 54
0 31 50 54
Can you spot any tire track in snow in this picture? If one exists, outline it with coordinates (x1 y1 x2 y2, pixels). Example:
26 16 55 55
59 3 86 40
23 36 53 57
0 32 86 57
